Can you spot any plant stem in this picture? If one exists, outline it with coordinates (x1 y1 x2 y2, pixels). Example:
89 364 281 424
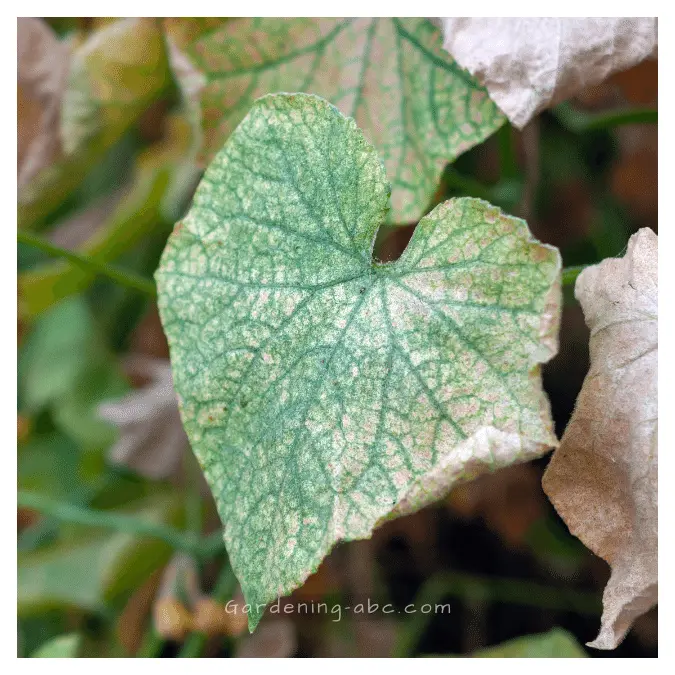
562 265 587 288
178 562 239 658
184 453 204 548
496 124 519 180
18 491 224 559
394 571 602 657
18 230 157 298
554 102 657 132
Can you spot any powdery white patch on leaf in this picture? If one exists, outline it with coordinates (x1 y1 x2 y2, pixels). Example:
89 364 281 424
156 94 561 630
543 228 657 650
17 18 70 189
165 17 505 223
441 18 658 129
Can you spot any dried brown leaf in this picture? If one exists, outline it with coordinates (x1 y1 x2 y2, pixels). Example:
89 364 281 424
98 356 188 481
153 598 194 641
17 18 70 189
192 595 248 637
441 18 657 128
152 553 201 640
543 228 657 649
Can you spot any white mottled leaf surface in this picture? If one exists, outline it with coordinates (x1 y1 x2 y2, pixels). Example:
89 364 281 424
166 17 505 223
156 94 561 630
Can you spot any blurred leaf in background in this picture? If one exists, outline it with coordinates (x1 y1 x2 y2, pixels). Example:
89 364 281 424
18 491 183 618
30 632 82 658
435 628 588 658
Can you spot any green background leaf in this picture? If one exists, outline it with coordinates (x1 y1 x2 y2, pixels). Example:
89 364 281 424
157 94 561 630
31 633 82 658
424 628 588 658
471 628 588 658
18 297 128 451
18 492 181 617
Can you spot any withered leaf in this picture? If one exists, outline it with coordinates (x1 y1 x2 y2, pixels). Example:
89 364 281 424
98 356 188 482
441 18 657 128
17 18 70 189
543 228 657 649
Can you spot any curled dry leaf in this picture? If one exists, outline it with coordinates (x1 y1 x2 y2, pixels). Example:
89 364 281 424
153 555 248 640
543 228 657 649
441 18 658 129
117 569 163 655
98 356 188 482
153 597 194 641
192 593 249 637
164 38 206 158
17 18 70 189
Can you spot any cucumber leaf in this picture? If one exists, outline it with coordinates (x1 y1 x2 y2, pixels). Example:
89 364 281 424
156 94 561 630
168 18 505 223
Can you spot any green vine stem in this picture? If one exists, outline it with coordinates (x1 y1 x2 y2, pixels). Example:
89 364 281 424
18 491 224 560
562 265 588 288
18 230 157 298
553 102 657 133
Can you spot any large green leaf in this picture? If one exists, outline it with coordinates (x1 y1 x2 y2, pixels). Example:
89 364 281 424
156 94 561 630
168 17 505 223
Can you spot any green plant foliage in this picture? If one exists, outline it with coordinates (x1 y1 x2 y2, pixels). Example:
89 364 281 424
31 633 82 658
19 113 199 319
469 628 588 658
18 492 181 617
19 432 81 500
169 17 505 222
18 297 128 451
19 297 98 410
423 628 588 658
156 94 561 630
